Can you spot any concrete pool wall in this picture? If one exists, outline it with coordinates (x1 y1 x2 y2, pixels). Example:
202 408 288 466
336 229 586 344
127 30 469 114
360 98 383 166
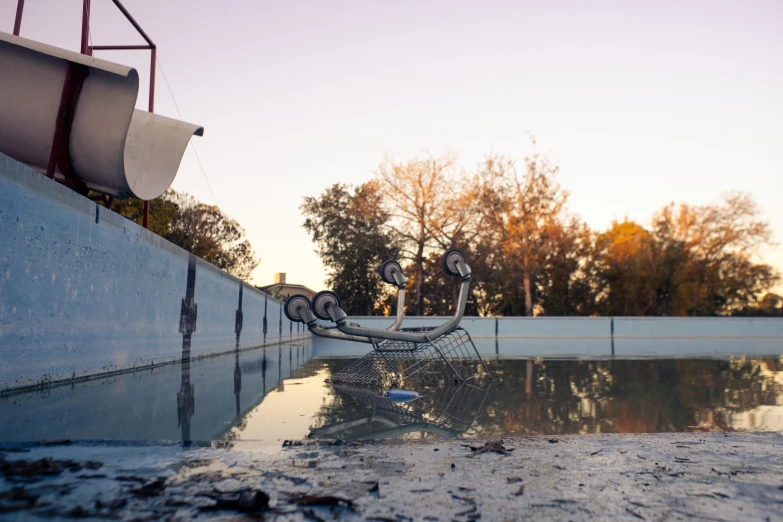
341 315 783 339
0 154 308 393
316 316 783 357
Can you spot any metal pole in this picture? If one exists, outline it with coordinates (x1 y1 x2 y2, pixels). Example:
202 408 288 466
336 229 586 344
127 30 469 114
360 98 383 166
80 0 91 55
110 0 155 46
149 46 156 112
143 46 156 229
90 45 152 50
13 0 24 36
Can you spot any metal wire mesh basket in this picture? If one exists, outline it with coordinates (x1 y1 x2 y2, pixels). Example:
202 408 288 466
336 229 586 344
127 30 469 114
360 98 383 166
329 327 490 388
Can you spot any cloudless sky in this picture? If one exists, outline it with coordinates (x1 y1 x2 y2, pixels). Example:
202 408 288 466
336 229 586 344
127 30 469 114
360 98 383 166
4 0 782 292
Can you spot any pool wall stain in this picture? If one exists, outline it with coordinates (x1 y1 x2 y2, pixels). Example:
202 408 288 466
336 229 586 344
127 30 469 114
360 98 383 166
0 153 308 393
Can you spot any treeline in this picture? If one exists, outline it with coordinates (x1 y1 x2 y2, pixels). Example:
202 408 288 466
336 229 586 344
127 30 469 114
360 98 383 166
103 190 258 279
302 146 781 317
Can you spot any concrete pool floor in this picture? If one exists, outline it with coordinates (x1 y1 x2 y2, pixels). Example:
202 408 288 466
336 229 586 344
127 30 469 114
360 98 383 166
1 433 782 521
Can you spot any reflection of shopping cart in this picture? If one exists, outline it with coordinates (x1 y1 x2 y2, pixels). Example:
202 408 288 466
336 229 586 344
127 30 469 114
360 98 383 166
285 249 493 388
308 380 491 440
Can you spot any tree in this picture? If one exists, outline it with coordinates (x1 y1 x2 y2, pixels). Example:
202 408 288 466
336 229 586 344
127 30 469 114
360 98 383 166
593 220 659 316
101 190 259 280
648 208 689 316
537 217 596 316
457 199 515 316
591 194 778 316
735 293 783 316
165 193 259 280
472 147 570 316
302 181 401 316
96 190 178 238
419 183 486 316
375 154 456 315
660 193 778 315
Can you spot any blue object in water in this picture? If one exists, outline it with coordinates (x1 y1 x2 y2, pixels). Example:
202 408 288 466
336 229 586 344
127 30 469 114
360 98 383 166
386 389 420 403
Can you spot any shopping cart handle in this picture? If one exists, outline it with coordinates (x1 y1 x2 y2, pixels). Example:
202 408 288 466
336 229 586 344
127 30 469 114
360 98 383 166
381 260 407 288
327 304 348 323
287 259 411 344
333 252 472 343
298 307 318 326
284 294 374 343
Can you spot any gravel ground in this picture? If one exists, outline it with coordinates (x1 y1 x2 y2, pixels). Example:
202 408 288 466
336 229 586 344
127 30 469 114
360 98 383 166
1 432 782 521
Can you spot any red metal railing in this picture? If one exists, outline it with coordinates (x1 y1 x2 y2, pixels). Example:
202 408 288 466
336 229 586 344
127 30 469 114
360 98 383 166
13 0 157 228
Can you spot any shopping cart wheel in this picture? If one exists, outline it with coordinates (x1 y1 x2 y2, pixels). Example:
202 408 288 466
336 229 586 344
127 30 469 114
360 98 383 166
380 259 403 286
284 295 311 323
441 248 467 277
312 290 342 321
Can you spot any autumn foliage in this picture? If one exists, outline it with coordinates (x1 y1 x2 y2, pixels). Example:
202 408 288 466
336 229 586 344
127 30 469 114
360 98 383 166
302 144 780 317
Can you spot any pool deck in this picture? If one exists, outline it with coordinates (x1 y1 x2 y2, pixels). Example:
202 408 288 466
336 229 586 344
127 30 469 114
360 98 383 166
1 432 782 521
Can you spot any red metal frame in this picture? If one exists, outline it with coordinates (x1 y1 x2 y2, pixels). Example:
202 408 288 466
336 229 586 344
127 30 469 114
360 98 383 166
88 0 157 115
13 0 24 35
13 0 157 228
46 63 90 196
80 0 91 55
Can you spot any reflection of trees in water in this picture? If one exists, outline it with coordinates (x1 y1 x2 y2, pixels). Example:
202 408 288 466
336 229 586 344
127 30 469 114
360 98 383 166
690 358 783 431
313 357 783 437
471 358 783 436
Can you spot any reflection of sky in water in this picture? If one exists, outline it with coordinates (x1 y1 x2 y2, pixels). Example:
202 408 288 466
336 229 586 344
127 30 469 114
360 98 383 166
1 350 782 445
697 359 783 432
227 369 333 443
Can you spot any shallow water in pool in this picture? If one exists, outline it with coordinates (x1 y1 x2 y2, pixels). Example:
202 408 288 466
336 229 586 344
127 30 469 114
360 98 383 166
1 342 781 445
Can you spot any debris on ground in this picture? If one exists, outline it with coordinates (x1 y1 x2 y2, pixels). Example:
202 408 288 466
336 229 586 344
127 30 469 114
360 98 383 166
291 494 356 510
130 479 166 498
463 440 514 456
0 433 781 521
0 455 101 482
95 497 128 511
0 487 39 513
199 488 270 513
115 475 147 483
35 440 72 446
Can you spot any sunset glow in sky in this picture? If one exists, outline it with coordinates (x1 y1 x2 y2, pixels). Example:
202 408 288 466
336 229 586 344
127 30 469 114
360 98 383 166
3 0 782 291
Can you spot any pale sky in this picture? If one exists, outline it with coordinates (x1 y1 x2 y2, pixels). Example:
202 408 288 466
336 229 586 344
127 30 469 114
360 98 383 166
4 0 782 292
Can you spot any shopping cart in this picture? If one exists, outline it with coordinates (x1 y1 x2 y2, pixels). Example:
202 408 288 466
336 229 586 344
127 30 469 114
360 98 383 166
285 249 492 388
